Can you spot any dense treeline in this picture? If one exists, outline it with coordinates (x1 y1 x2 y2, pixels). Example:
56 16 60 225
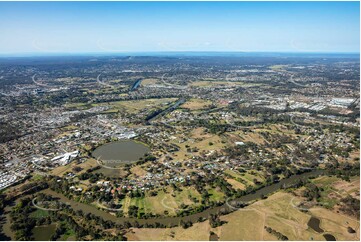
340 195 360 219
264 226 289 240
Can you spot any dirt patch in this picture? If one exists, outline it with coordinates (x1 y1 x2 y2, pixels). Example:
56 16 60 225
126 221 210 240
226 178 246 190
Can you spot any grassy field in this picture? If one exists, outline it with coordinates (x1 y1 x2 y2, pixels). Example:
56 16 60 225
310 208 360 241
121 187 202 217
128 197 151 215
65 97 178 114
226 178 246 190
225 169 254 187
171 128 226 160
141 78 159 85
311 175 360 208
31 173 45 181
228 129 269 145
127 191 360 241
93 98 177 114
216 207 266 240
332 176 360 198
218 191 359 241
214 191 359 240
180 98 212 111
94 166 129 178
173 187 201 206
30 209 49 219
126 221 211 240
207 187 225 202
142 190 177 216
269 65 288 71
190 80 233 87
130 166 147 177
51 158 98 177
59 227 76 241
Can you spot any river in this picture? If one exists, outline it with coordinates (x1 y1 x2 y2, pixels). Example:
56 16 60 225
1 169 323 238
40 170 323 227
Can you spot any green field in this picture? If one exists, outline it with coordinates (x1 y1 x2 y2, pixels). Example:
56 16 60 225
30 209 49 219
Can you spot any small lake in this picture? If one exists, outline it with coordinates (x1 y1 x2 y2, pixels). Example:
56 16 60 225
308 216 336 241
323 234 336 241
308 216 324 233
32 224 56 241
92 140 150 167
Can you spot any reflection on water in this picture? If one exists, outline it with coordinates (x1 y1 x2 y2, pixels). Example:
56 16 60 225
323 234 336 241
308 216 324 233
92 140 150 167
308 216 337 241
32 224 56 241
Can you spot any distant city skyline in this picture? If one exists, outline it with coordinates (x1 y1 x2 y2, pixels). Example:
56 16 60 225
0 1 359 55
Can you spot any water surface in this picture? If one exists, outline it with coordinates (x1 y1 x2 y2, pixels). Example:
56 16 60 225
32 224 56 241
308 216 324 233
323 234 336 241
92 140 150 166
38 170 323 227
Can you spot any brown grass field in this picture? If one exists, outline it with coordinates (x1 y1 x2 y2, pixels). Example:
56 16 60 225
180 98 212 110
126 190 360 241
141 78 159 85
126 221 210 240
226 178 246 190
50 158 98 177
171 127 226 160
93 98 177 114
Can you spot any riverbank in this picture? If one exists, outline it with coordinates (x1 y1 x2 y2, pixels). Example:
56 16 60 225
0 169 324 240
40 170 323 226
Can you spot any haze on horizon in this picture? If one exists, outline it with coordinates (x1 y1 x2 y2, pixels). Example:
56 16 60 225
0 1 359 55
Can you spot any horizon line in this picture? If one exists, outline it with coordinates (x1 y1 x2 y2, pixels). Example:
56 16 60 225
0 51 359 58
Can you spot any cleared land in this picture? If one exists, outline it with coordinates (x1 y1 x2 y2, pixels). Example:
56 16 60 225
141 78 159 86
121 186 202 217
311 176 360 209
97 98 177 114
126 191 360 241
50 158 98 177
126 221 211 241
180 98 212 111
189 80 260 88
171 127 226 160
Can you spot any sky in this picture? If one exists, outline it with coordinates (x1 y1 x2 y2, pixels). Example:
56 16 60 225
0 1 359 55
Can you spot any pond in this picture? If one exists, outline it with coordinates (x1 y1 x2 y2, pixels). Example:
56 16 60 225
308 216 324 233
92 140 150 167
323 234 336 241
32 224 57 241
209 232 219 241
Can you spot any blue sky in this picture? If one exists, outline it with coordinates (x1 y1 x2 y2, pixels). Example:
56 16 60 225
0 1 359 54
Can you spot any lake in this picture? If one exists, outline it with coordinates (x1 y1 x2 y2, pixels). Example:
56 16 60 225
32 224 56 241
92 140 150 167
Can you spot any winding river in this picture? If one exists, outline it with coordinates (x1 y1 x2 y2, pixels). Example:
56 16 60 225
40 170 323 227
1 169 323 239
